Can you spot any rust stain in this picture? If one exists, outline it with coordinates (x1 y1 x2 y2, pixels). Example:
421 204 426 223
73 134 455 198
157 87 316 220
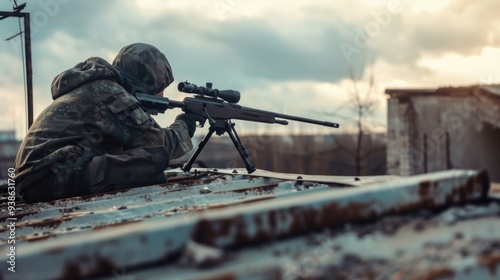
26 233 56 242
239 196 275 204
90 254 119 277
417 181 431 198
387 173 489 216
254 215 262 229
206 204 230 210
162 175 213 187
59 261 81 280
478 253 500 276
252 215 269 242
269 210 278 230
417 181 437 208
445 171 489 205
15 212 87 230
202 175 227 184
26 218 64 229
490 183 500 194
164 173 208 184
213 183 279 194
409 268 455 280
92 219 141 230
192 217 241 247
58 253 118 280
47 188 134 205
478 170 490 199
1 218 64 232
197 272 236 280
0 210 38 222
192 201 378 248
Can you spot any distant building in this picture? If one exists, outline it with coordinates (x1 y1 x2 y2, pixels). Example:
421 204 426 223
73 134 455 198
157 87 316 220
386 85 500 181
0 130 15 141
0 130 21 179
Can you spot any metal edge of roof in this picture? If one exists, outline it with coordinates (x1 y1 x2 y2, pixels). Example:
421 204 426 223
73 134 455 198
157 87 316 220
187 168 401 186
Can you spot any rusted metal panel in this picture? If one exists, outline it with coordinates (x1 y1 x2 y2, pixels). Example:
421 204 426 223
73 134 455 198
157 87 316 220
190 170 489 248
0 169 489 279
96 202 500 280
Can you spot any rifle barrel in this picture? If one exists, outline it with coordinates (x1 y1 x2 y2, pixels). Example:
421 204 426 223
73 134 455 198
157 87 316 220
274 112 340 128
167 99 185 109
239 105 339 128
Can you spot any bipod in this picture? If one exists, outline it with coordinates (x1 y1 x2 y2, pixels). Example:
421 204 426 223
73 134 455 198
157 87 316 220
182 119 257 173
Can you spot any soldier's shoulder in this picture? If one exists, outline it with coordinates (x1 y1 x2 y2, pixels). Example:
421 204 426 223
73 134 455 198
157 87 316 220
88 79 127 95
102 90 141 115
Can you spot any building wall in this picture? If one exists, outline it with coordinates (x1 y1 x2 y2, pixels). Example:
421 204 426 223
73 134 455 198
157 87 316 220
387 95 500 181
387 98 419 176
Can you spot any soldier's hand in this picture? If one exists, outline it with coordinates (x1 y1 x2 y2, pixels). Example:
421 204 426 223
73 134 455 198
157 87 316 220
175 113 205 137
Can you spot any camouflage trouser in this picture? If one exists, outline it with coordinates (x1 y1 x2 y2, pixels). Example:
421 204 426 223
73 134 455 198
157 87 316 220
20 146 169 203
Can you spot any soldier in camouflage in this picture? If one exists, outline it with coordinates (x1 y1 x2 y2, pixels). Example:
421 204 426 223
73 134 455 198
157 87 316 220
14 43 203 203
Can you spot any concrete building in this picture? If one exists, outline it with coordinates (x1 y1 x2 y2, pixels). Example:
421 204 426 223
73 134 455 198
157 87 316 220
386 85 500 181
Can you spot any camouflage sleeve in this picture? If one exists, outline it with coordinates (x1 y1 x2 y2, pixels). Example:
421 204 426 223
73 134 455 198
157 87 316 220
101 90 193 160
126 118 193 160
162 120 194 159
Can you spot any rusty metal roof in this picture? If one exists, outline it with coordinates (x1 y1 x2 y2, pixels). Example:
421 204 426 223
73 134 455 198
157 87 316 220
0 168 497 280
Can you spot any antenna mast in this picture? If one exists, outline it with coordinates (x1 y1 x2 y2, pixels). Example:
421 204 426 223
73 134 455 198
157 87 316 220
0 1 33 130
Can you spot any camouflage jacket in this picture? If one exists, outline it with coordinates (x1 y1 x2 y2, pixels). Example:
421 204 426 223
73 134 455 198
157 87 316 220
14 57 192 196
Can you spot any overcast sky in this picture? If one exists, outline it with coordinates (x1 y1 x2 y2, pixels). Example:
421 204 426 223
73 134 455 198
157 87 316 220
1 0 499 138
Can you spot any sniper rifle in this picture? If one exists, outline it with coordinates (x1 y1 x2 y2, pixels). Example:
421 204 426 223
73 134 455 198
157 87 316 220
136 81 340 173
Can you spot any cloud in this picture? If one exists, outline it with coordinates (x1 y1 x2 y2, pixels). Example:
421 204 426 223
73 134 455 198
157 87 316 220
0 0 498 138
369 0 500 63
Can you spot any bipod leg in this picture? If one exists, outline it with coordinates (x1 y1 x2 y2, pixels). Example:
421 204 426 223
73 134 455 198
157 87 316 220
182 127 215 172
225 121 256 174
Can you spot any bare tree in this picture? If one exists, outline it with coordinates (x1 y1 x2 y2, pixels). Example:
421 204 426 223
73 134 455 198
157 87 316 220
322 66 384 176
259 66 385 176
348 68 379 175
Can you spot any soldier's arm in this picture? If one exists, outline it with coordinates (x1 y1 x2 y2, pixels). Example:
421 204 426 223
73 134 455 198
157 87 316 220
126 119 193 160
101 91 193 159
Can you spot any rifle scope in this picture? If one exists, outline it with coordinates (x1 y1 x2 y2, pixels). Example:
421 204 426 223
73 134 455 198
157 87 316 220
178 81 241 104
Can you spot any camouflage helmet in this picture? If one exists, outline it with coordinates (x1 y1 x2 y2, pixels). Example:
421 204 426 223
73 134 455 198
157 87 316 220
112 43 174 95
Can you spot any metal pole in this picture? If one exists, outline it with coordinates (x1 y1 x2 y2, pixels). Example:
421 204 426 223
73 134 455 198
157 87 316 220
423 133 428 173
446 132 452 170
23 13 33 129
0 11 33 130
